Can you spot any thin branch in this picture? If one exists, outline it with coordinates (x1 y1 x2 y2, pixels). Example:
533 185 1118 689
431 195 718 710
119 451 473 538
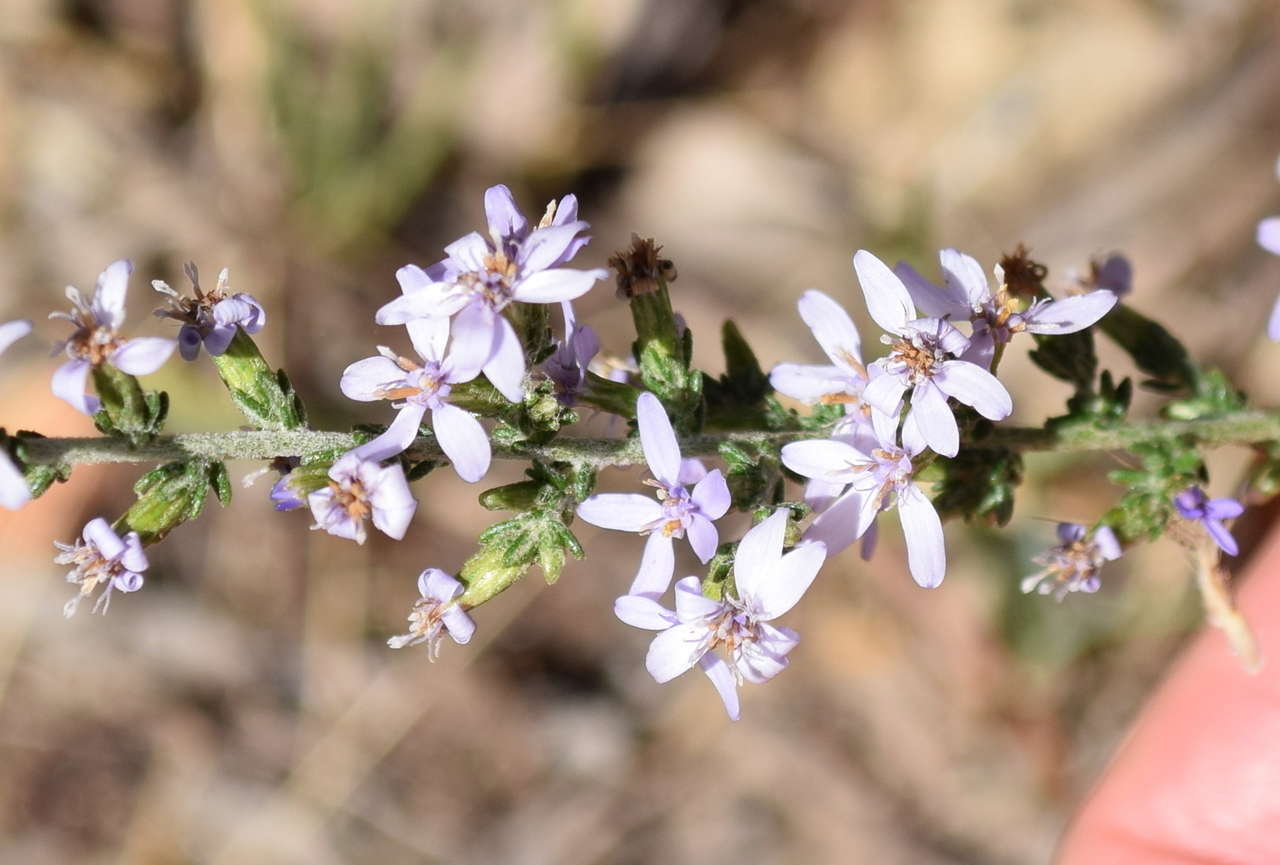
17 409 1280 470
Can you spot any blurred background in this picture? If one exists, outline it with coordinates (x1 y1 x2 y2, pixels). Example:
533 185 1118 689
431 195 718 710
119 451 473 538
2 0 1280 862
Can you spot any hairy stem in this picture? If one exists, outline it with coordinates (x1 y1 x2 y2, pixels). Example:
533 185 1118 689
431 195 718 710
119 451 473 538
18 409 1280 470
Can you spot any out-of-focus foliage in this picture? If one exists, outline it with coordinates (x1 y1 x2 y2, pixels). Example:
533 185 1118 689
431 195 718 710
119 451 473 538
1 1 1279 863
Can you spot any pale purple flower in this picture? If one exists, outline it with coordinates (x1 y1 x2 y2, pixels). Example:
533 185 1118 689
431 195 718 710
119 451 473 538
0 319 33 510
1259 172 1280 340
376 185 608 402
341 313 493 483
894 248 1117 370
49 260 177 415
613 510 826 720
577 392 731 597
1088 253 1132 298
542 301 600 405
1021 522 1122 600
783 421 946 588
770 289 873 419
154 264 265 360
1174 486 1244 557
387 568 476 658
270 474 307 511
854 250 1012 458
307 450 417 545
0 319 30 356
55 517 148 616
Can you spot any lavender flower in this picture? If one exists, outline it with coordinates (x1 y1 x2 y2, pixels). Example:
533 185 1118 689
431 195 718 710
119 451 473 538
387 568 476 658
613 510 826 720
1021 522 1122 600
1086 253 1132 298
894 248 1117 370
782 421 947 588
153 263 266 360
770 289 873 421
542 301 600 406
341 314 493 483
49 260 177 415
854 250 1012 458
0 319 30 356
55 517 148 616
375 185 608 403
1174 486 1244 556
307 450 417 545
577 393 731 597
1258 157 1280 340
0 319 33 510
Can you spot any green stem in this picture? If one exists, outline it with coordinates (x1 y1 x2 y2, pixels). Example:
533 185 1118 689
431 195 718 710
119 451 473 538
19 409 1280 471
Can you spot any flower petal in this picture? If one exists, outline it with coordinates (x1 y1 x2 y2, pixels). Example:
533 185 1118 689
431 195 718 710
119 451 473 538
406 315 450 363
1206 519 1239 557
614 593 678 630
749 540 825 620
769 363 854 403
934 360 1012 420
84 517 125 560
52 358 99 415
636 392 682 485
1269 293 1280 342
512 267 606 304
443 231 491 272
691 469 730 520
484 184 527 240
396 263 434 295
577 493 663 532
1258 216 1280 256
518 222 588 272
798 289 862 369
340 355 404 401
1023 291 1117 334
0 453 30 510
698 654 741 720
676 458 707 486
431 402 491 483
442 605 476 644
369 464 417 539
898 483 946 588
803 477 845 514
859 520 879 561
482 315 526 403
685 513 719 563
894 260 967 319
1207 497 1245 520
1093 526 1122 560
376 282 467 324
630 531 677 596
802 488 865 555
418 568 464 602
110 338 176 376
908 380 959 458
353 403 426 462
737 622 797 683
781 439 864 484
861 370 908 417
120 532 148 573
673 574 723 621
91 260 132 330
939 248 991 308
202 324 236 357
0 319 32 356
445 302 498 382
853 249 915 334
645 622 710 683
733 509 788 602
